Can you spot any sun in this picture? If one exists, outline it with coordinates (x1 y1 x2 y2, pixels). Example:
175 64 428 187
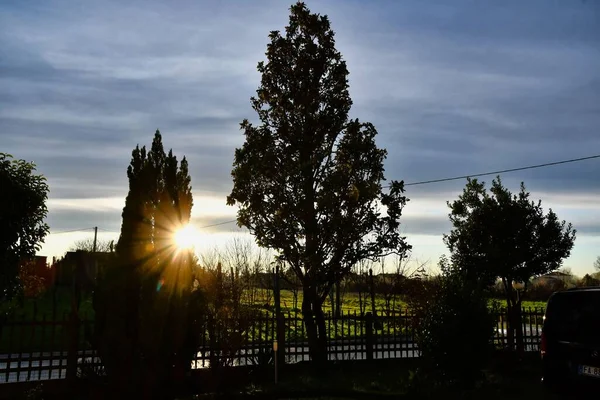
173 224 198 250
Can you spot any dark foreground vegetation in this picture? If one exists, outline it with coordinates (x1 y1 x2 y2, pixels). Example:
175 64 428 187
5 355 562 400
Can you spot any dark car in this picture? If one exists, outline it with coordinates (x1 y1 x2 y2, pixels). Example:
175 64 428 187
541 287 600 392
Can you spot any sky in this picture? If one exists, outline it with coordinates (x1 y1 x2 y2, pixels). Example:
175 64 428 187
1 0 599 276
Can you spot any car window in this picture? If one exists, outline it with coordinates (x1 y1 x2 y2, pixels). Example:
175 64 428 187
545 291 600 345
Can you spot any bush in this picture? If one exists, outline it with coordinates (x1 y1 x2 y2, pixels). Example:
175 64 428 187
409 272 497 391
92 252 205 397
195 262 263 369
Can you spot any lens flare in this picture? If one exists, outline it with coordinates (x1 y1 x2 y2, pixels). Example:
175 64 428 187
173 224 198 250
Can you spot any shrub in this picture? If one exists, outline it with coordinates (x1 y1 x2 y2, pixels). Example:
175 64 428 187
92 253 206 397
195 262 263 369
409 271 496 391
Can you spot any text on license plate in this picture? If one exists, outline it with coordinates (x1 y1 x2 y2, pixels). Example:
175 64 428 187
579 365 600 378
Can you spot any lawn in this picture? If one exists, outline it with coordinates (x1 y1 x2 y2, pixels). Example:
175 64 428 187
9 287 547 323
0 287 94 353
250 289 547 315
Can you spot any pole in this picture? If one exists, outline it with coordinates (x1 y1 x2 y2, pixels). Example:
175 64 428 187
369 268 377 318
92 226 98 254
92 226 98 284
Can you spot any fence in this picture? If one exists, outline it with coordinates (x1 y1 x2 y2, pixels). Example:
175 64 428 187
0 307 545 384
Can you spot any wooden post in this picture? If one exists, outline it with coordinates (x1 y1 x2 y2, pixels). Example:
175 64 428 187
365 312 374 361
369 269 377 318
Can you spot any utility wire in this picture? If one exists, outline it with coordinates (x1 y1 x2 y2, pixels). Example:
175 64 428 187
199 220 239 229
196 153 600 229
48 227 96 235
396 153 600 188
49 154 600 232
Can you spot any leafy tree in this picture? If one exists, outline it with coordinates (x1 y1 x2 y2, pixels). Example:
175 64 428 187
444 176 575 353
227 2 410 362
0 153 49 309
93 130 200 396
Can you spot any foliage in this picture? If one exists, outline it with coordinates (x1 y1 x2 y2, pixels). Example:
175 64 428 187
194 259 263 369
445 177 576 288
0 153 49 308
410 259 497 390
227 1 410 362
594 256 600 272
18 259 47 298
579 273 600 287
443 176 575 352
93 130 202 396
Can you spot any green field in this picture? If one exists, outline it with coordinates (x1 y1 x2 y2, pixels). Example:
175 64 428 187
1 287 546 352
8 287 547 321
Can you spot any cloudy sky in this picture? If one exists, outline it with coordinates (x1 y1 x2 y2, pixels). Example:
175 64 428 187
1 0 599 276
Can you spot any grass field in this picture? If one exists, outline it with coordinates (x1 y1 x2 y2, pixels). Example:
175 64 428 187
1 286 547 352
7 287 547 321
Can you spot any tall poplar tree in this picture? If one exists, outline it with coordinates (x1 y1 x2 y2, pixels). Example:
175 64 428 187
94 130 198 396
227 2 410 362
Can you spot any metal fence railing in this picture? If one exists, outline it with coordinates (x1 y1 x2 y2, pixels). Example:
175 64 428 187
0 308 545 384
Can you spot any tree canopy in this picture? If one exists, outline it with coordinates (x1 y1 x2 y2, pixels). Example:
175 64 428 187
227 1 410 361
444 176 576 353
444 176 576 292
0 153 49 304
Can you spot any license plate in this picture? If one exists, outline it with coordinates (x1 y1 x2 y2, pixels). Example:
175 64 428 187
579 365 600 378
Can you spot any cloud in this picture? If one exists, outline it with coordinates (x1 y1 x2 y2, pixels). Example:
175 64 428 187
2 0 599 273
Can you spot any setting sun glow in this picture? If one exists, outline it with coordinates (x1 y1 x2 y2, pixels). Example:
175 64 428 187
173 224 198 250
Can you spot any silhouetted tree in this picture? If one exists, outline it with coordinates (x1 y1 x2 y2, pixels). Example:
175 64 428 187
594 256 600 272
93 130 199 397
579 273 600 287
0 153 49 312
69 238 114 253
444 176 575 354
227 2 410 363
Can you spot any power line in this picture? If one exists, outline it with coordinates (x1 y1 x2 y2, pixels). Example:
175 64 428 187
196 153 600 229
199 220 239 229
48 227 96 235
50 153 599 233
397 153 600 187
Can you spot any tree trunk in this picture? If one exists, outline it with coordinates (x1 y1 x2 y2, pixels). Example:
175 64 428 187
504 290 515 352
314 300 328 363
301 285 327 365
514 295 524 357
